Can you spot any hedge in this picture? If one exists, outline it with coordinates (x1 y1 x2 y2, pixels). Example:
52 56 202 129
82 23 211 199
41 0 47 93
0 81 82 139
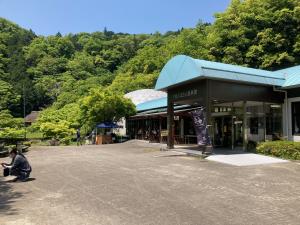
256 141 300 160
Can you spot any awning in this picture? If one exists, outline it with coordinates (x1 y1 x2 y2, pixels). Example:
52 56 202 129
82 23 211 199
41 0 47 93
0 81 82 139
129 106 203 118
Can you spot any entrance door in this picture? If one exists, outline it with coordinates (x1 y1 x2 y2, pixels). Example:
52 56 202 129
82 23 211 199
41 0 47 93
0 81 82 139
213 115 245 149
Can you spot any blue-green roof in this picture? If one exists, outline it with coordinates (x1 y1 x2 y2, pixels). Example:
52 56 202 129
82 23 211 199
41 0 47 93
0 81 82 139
135 96 193 113
134 55 300 113
155 55 286 90
277 66 300 89
136 97 167 112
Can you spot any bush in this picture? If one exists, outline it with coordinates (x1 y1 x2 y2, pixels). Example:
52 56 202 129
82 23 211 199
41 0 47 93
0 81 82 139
60 136 72 145
0 128 25 139
257 141 300 160
39 121 75 145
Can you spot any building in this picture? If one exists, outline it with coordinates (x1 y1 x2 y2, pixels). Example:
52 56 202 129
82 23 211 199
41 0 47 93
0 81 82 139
116 89 167 136
126 55 300 150
24 111 40 126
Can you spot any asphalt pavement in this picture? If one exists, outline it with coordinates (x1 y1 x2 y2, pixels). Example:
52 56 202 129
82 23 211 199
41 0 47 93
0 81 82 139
0 141 300 225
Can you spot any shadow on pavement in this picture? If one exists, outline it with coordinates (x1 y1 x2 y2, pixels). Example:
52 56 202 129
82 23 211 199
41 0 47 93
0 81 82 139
5 177 36 183
0 177 24 216
25 178 36 182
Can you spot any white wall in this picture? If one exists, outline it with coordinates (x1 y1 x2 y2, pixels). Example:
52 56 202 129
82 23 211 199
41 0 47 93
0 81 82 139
113 118 126 136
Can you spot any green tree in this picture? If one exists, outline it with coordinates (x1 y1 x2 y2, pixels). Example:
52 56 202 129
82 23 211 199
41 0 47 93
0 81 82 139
36 103 81 129
79 89 136 128
108 73 158 94
67 52 95 79
0 80 20 110
208 0 300 70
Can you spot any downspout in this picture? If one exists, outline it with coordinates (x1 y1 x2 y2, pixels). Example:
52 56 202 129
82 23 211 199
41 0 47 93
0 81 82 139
273 86 289 140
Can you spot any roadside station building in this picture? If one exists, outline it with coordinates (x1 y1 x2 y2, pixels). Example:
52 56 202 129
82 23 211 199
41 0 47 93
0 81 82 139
126 55 300 150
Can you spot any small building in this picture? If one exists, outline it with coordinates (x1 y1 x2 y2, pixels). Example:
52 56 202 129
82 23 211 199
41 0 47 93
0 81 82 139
126 55 300 150
24 111 40 126
115 89 167 136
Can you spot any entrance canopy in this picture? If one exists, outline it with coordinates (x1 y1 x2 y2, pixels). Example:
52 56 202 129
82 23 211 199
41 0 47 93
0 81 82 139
155 55 291 91
151 55 294 150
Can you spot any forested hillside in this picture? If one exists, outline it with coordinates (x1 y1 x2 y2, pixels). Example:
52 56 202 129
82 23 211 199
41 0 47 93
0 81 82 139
1 0 300 142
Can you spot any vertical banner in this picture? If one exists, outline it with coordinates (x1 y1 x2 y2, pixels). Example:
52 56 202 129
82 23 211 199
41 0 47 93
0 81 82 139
189 108 211 146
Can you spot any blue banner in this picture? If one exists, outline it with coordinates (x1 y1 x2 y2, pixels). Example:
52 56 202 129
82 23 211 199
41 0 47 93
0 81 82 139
189 108 211 146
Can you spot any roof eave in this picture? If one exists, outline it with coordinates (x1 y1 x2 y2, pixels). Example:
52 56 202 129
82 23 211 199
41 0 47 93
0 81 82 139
281 84 300 90
156 76 282 92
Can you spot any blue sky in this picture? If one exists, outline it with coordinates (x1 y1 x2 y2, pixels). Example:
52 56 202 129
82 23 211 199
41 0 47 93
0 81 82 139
0 0 231 35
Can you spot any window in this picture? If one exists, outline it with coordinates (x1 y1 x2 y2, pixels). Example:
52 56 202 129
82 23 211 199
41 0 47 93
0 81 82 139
266 104 282 138
292 102 300 135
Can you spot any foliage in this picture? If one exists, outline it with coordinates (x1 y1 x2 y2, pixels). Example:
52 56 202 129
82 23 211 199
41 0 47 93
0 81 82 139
0 110 23 128
25 130 43 139
108 73 158 94
32 102 80 144
39 121 75 143
0 80 20 111
2 0 300 140
79 89 136 128
257 141 300 160
0 110 24 139
208 0 300 69
36 103 81 128
0 127 25 139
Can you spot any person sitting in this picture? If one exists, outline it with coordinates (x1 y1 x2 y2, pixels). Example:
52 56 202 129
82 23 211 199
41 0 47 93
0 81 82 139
1 148 32 182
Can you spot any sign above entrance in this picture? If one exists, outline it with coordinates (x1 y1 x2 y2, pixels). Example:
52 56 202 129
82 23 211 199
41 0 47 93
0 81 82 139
170 89 198 101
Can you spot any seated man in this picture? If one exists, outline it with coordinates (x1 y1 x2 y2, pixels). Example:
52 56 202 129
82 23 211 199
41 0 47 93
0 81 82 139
1 148 32 182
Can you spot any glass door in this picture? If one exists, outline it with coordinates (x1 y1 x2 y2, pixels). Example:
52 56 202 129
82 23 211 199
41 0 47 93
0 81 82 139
213 116 232 148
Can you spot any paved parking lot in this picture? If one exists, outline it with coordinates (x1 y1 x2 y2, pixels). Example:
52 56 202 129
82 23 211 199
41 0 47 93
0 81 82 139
1 141 300 225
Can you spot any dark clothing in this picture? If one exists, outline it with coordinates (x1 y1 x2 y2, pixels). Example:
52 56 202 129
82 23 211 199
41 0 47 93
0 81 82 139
76 130 81 139
9 154 32 181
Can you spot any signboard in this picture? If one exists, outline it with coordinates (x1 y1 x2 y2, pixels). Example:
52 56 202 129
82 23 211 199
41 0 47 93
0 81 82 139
189 108 211 146
160 130 168 137
234 121 243 124
170 88 199 101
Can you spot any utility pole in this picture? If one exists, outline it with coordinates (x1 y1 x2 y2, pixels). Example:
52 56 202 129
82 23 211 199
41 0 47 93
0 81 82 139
23 84 27 140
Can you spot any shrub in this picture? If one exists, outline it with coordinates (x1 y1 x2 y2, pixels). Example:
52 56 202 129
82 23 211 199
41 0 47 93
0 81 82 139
256 141 300 160
39 121 75 145
0 128 25 139
60 136 72 145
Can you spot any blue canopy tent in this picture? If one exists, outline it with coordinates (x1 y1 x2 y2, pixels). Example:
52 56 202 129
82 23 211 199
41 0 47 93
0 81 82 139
94 122 123 144
96 122 123 129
